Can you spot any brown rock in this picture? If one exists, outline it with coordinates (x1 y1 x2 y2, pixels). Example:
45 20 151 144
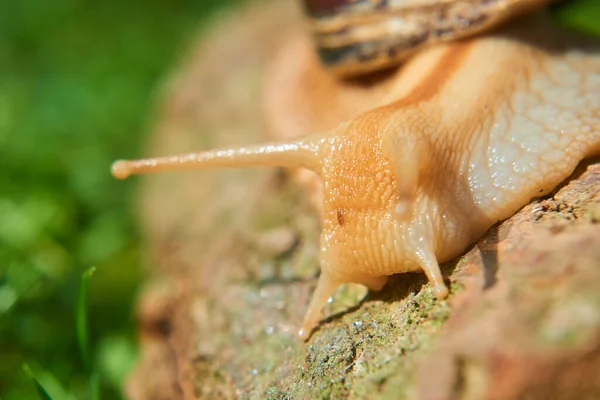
125 1 600 398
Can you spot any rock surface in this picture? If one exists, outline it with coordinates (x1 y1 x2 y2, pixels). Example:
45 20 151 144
125 1 600 399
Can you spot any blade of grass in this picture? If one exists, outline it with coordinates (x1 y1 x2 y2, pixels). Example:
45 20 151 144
22 363 54 400
77 266 100 400
90 372 100 400
77 266 96 370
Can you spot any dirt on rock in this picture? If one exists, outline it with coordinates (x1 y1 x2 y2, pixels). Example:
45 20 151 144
125 1 600 399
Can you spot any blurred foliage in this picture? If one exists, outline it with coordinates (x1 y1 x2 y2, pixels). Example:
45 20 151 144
552 0 600 37
0 0 597 399
0 0 243 399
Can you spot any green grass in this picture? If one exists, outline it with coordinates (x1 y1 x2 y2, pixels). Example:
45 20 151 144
22 365 53 400
0 1 243 399
21 267 97 400
0 0 597 399
77 266 99 400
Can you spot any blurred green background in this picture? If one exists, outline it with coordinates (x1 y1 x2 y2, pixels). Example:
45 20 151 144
0 0 597 399
0 0 244 399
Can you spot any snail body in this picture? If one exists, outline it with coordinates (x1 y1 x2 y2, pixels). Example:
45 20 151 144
112 8 600 340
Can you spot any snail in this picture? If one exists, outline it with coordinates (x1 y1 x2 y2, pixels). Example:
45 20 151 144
111 0 600 341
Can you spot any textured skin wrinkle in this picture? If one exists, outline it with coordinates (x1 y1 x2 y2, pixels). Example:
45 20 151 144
471 36 600 218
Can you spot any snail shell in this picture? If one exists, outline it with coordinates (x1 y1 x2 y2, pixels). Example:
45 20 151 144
303 0 554 77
